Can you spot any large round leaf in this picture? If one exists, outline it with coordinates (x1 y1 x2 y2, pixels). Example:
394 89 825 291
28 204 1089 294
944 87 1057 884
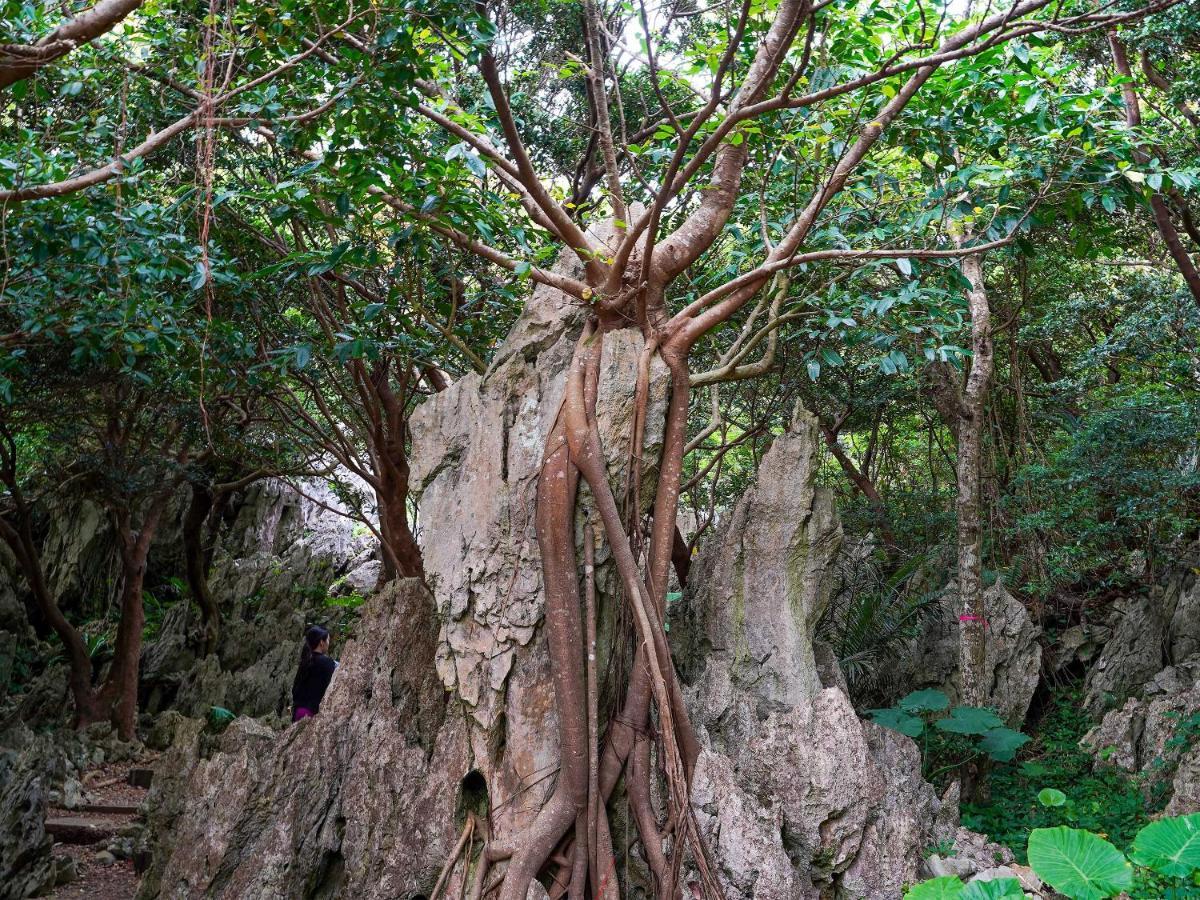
1038 788 1067 807
962 878 1025 899
1027 826 1132 900
869 707 925 737
978 727 1030 762
903 876 964 899
1130 813 1200 877
899 688 951 714
935 706 1005 735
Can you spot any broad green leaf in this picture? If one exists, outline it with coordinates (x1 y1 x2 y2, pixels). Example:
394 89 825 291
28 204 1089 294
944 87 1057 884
935 707 1005 735
978 727 1030 762
903 876 964 899
962 878 1024 899
868 707 924 737
1027 827 1132 900
899 688 950 714
1130 813 1200 878
1038 788 1067 807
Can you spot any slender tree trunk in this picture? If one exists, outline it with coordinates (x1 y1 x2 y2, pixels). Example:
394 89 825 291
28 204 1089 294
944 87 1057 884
0 507 101 726
371 361 424 585
956 252 994 709
182 484 221 655
102 497 169 740
818 419 898 551
376 472 423 582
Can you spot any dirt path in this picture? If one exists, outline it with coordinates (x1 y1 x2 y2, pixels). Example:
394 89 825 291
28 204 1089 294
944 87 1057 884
43 758 154 900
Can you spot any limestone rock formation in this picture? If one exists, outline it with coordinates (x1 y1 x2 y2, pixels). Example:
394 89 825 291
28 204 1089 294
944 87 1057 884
1081 654 1200 812
1083 593 1173 715
0 749 55 900
139 475 374 720
676 408 842 718
676 411 962 897
138 579 464 899
897 579 1041 725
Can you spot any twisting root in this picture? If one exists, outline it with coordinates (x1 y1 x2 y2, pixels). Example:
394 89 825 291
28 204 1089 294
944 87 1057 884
484 317 724 898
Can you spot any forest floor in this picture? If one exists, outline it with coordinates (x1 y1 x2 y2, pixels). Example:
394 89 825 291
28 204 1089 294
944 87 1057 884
43 757 151 900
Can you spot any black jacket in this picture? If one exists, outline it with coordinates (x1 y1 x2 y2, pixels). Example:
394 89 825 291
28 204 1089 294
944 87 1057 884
292 653 337 714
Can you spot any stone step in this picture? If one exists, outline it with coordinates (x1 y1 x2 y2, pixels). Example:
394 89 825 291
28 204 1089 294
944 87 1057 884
46 817 117 845
79 802 141 815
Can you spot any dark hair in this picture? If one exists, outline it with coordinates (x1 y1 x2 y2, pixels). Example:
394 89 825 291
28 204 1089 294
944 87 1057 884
299 625 330 672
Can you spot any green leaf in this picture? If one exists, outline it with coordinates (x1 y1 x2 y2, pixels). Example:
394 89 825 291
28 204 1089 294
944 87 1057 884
903 876 964 899
1038 788 1067 807
1027 827 1132 900
208 706 236 732
978 727 1030 762
899 688 950 714
868 707 924 737
935 707 1005 736
962 878 1024 899
1130 813 1200 878
897 257 913 276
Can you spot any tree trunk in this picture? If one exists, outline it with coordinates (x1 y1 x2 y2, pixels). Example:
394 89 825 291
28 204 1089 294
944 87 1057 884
376 457 423 583
956 252 995 709
0 507 101 727
818 420 898 552
182 484 221 655
101 498 169 740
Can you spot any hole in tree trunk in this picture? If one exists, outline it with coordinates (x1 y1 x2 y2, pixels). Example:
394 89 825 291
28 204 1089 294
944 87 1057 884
458 769 489 828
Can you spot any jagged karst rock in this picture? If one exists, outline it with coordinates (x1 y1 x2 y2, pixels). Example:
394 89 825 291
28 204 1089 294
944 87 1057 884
1167 569 1200 666
138 579 464 899
676 408 842 719
139 474 373 720
1082 654 1200 811
898 579 1041 725
1047 622 1110 674
0 749 56 900
676 411 974 897
1084 593 1172 714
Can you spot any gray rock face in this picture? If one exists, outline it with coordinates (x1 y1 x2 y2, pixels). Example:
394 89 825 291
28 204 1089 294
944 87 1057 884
139 580 465 900
1168 571 1200 666
898 580 1041 725
139 475 374 721
0 749 55 900
409 227 667 846
678 412 963 897
1081 654 1200 811
1083 594 1172 715
677 408 842 720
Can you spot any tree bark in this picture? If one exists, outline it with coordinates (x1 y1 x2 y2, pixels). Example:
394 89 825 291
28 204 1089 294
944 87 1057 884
0 0 147 90
955 252 994 709
182 484 221 656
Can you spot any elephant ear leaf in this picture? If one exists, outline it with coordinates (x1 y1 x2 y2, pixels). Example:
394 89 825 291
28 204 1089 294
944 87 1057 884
978 727 1029 762
869 707 925 737
1028 826 1132 900
962 878 1024 899
899 688 950 714
903 876 965 899
1130 813 1200 878
935 706 1004 735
